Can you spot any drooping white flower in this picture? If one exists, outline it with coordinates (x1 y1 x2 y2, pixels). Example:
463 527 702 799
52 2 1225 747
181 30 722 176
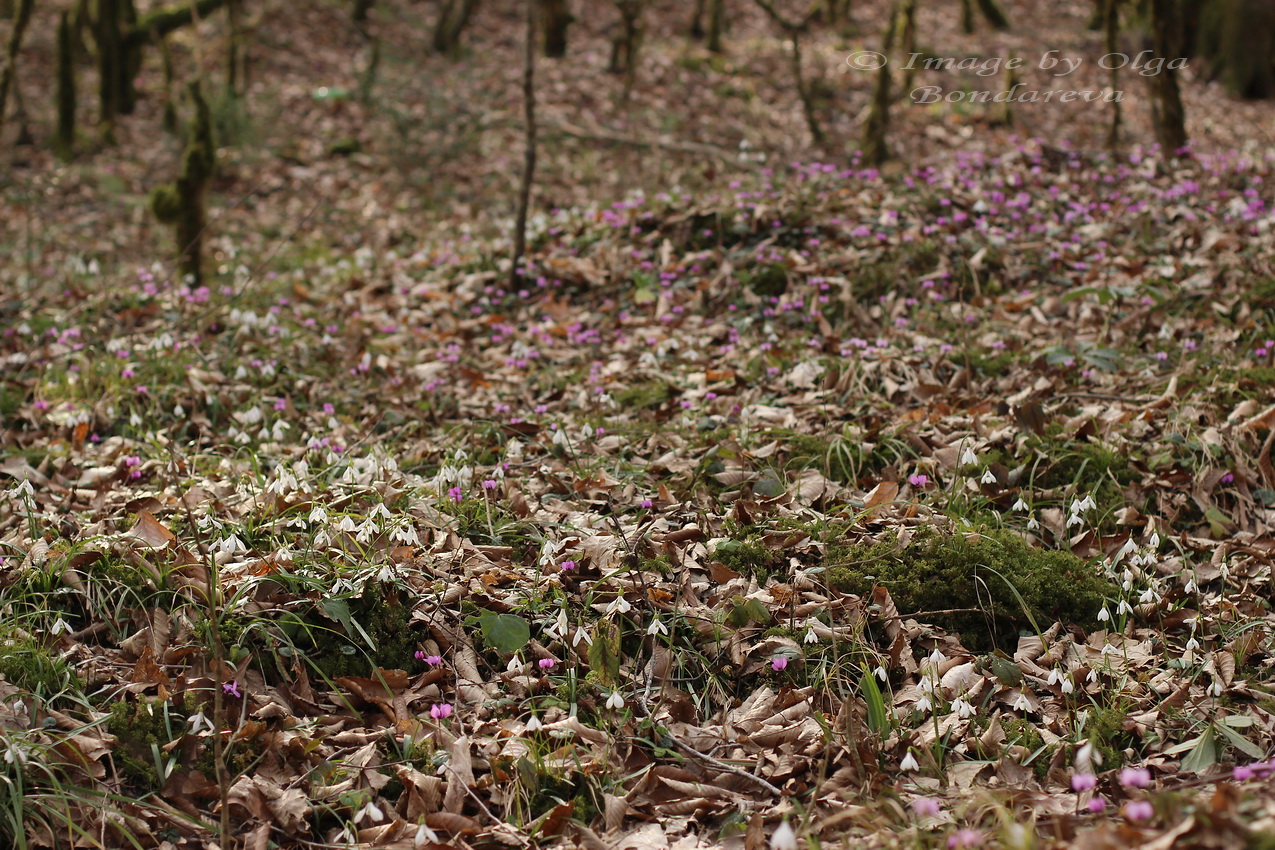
525 715 543 732
900 751 920 771
770 820 798 850
606 691 625 710
1012 691 1032 712
1012 498 1028 512
647 618 668 637
960 446 978 466
980 469 997 485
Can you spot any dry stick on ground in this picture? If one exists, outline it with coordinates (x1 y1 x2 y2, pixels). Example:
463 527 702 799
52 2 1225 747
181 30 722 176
510 0 537 290
753 0 825 149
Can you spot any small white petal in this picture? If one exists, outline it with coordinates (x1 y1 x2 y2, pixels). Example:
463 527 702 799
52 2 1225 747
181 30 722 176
900 751 920 771
770 820 798 850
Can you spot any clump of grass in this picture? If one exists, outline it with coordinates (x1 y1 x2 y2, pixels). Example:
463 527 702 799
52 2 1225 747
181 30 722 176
0 640 81 705
825 525 1114 650
614 380 674 410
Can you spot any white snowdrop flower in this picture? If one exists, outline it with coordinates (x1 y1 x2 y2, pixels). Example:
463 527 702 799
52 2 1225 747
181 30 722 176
952 697 975 718
804 628 819 644
313 530 331 548
51 618 71 636
12 700 25 715
980 469 997 485
1061 677 1074 695
130 412 143 427
336 515 358 532
1101 643 1118 656
414 823 440 849
1067 512 1084 528
1087 669 1098 683
356 801 385 824
1184 577 1198 594
572 627 593 648
607 596 632 616
370 503 392 519
1012 498 1029 511
960 446 978 466
900 751 920 771
1220 561 1231 580
507 655 523 673
1027 516 1040 531
1097 607 1111 622
919 677 935 695
1116 538 1138 562
1209 679 1224 697
173 404 185 418
3 743 28 765
187 712 213 734
874 666 888 682
606 691 625 710
9 479 34 499
647 618 668 636
525 715 542 732
914 694 932 714
928 647 946 667
1138 588 1158 605
1149 532 1161 549
770 820 798 850
1047 669 1061 686
1185 636 1200 652
219 535 246 555
1012 692 1032 712
1076 740 1101 771
234 365 248 380
552 428 570 447
355 518 380 543
1117 599 1133 616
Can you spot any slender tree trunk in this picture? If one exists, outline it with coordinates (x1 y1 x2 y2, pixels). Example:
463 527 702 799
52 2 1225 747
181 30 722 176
690 0 706 38
226 0 243 98
899 0 917 91
97 0 122 142
1149 0 1187 152
1103 0 1122 149
860 1 898 166
0 0 34 142
789 27 824 147
960 0 974 33
539 0 572 57
706 0 725 53
433 0 480 57
55 11 76 161
510 0 537 290
823 0 852 32
352 0 374 22
974 0 1008 30
150 82 216 286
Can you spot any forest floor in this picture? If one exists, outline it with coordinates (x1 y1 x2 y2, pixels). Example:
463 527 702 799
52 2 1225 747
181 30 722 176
4 0 1275 848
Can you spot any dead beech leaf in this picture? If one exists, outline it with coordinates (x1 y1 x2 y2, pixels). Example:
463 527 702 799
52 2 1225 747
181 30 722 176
442 735 474 814
130 510 175 549
864 481 898 510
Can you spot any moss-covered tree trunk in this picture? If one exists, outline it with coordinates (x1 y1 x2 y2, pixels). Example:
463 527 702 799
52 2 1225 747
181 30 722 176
55 11 76 161
96 0 122 140
860 2 898 166
1149 0 1188 152
0 0 34 143
150 82 216 287
539 0 572 57
433 0 480 57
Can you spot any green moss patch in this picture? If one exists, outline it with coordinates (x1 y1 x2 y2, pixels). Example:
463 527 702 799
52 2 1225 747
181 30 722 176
825 526 1114 651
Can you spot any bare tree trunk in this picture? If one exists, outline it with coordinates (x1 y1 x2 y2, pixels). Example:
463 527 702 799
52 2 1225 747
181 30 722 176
706 0 725 52
97 0 122 142
0 0 33 143
899 0 917 91
609 0 644 100
690 0 706 38
974 0 1008 30
55 11 76 161
823 0 852 32
1149 0 1187 152
960 0 974 33
510 0 538 290
860 1 898 166
352 0 374 22
755 1 825 147
433 0 480 57
1103 0 1121 149
539 0 572 57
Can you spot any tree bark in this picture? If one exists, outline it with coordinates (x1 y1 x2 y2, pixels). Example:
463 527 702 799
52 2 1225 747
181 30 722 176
1149 0 1188 152
540 0 572 57
55 11 76 161
706 0 725 53
510 0 537 290
860 1 898 166
0 0 32 142
433 0 481 57
1103 0 1121 150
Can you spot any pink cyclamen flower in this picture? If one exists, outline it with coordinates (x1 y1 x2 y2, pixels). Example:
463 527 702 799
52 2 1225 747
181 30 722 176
909 474 928 486
948 829 984 849
1087 797 1107 814
1123 800 1154 822
1071 773 1097 792
1119 767 1151 789
447 486 463 503
274 397 287 411
223 681 242 698
424 655 442 666
771 656 789 672
430 704 453 720
1221 473 1235 484
1234 764 1255 781
414 650 427 661
538 658 556 671
641 499 653 509
482 479 498 491
560 560 576 572
911 797 941 818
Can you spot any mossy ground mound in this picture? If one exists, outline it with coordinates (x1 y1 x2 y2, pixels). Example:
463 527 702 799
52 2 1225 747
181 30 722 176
826 526 1115 650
